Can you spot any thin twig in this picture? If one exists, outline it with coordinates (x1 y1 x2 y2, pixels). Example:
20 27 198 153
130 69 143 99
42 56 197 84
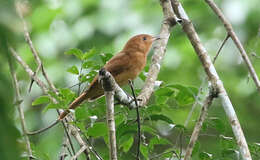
78 61 84 96
59 134 69 160
27 119 60 135
9 46 92 159
70 145 88 160
62 120 77 158
128 80 141 160
99 68 118 160
205 0 260 93
78 131 104 160
8 59 34 160
184 90 217 160
213 34 230 64
16 1 56 93
150 149 179 160
171 0 252 159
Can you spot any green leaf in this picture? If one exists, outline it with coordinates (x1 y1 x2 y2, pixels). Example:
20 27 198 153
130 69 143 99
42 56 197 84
100 53 113 64
65 48 84 60
220 135 236 149
115 114 125 126
199 152 213 160
83 48 96 60
168 84 198 106
59 88 76 104
141 125 157 136
32 96 50 106
148 114 173 124
221 149 238 158
87 122 107 138
140 144 149 159
209 117 225 133
155 87 174 97
156 96 169 104
146 104 162 114
192 141 200 156
149 136 170 151
119 133 134 152
117 123 137 137
67 65 79 75
42 103 60 113
75 107 89 121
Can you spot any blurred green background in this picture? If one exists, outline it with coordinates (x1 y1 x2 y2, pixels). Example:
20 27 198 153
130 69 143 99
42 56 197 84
0 0 259 159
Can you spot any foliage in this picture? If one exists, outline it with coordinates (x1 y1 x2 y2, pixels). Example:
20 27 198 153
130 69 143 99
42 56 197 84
0 0 260 159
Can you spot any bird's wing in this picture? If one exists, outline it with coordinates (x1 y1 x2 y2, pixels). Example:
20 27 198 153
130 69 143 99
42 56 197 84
104 52 131 77
85 52 131 101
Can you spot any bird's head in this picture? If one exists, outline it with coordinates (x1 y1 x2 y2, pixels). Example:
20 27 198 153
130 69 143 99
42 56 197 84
123 34 160 55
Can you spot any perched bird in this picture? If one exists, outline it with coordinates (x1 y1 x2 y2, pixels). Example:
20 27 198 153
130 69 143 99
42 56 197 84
59 34 159 120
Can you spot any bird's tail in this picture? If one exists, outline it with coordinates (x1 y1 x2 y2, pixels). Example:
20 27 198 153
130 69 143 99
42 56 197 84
58 91 88 120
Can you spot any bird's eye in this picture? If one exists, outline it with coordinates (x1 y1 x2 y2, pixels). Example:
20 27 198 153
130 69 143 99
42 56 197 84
143 37 147 41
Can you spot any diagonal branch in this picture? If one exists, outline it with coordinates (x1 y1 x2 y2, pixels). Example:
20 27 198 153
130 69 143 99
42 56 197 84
9 46 92 159
16 1 56 92
184 33 229 127
137 0 179 106
170 0 252 159
204 0 260 93
184 88 217 160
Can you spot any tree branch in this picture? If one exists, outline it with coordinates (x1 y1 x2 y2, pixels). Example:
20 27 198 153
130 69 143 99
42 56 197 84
99 68 118 160
15 2 56 92
171 0 252 159
204 0 260 93
70 145 88 160
184 33 229 127
9 46 91 159
137 0 179 106
8 59 34 160
184 88 217 160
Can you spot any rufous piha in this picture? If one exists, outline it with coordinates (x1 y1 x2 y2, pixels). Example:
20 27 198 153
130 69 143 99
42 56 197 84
59 34 160 120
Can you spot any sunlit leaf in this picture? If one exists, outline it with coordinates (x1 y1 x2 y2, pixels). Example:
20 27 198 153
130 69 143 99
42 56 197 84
155 87 174 97
119 133 134 152
67 65 79 75
65 48 84 60
32 96 50 106
156 96 169 104
42 103 61 113
87 122 107 138
75 107 89 121
59 88 76 104
140 144 149 159
83 48 96 60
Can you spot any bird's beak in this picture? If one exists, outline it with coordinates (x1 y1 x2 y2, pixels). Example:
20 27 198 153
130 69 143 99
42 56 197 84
152 35 161 42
